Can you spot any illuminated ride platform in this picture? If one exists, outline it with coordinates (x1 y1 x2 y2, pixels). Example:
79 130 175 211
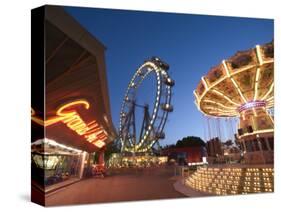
181 42 274 196
184 164 273 196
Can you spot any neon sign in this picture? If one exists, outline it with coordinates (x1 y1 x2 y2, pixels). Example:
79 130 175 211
31 100 107 148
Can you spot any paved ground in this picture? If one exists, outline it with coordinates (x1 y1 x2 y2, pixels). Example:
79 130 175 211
45 166 186 206
173 179 214 197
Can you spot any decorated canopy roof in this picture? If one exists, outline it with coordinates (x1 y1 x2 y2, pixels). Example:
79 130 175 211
194 41 274 117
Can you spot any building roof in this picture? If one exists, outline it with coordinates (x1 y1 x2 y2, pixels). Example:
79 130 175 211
32 6 117 153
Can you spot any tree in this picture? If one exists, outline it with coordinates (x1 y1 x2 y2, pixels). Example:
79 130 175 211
104 140 121 161
175 136 205 148
161 144 176 150
224 139 233 147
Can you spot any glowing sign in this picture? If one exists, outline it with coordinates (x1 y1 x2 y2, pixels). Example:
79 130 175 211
31 100 107 148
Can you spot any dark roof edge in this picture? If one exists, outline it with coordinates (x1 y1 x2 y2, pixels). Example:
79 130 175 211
45 5 107 53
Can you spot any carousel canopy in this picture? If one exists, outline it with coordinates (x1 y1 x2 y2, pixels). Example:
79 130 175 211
194 41 274 117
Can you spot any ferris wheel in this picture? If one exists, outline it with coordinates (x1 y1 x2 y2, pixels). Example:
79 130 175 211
119 57 175 153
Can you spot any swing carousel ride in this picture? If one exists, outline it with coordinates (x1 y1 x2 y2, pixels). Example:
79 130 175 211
183 41 274 197
194 41 274 164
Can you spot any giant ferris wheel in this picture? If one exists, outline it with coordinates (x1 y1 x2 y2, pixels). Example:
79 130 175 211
119 57 175 154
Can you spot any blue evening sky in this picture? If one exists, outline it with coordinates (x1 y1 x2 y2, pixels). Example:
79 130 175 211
64 6 273 146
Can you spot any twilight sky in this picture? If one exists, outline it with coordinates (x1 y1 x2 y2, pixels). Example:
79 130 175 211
65 6 273 146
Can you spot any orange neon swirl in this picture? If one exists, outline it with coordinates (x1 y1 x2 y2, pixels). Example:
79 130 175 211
31 100 107 148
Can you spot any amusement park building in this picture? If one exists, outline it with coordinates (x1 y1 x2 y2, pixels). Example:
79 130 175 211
31 6 116 204
162 146 206 165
